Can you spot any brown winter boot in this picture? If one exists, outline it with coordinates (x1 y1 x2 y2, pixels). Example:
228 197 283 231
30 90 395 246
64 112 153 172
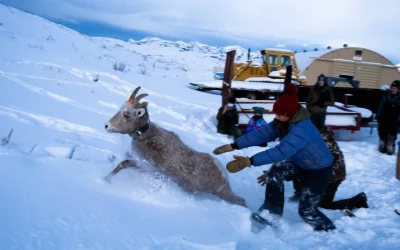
386 136 395 155
379 139 386 153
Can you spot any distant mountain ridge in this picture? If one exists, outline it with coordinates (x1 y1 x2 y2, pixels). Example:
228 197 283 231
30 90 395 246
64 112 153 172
128 37 261 62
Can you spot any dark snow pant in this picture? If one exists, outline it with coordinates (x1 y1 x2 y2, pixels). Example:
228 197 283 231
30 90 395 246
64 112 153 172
293 180 368 210
261 161 335 231
378 119 397 141
310 112 326 130
377 119 398 154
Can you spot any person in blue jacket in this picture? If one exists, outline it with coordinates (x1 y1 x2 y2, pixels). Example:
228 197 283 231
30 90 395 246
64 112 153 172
213 83 336 231
245 107 268 134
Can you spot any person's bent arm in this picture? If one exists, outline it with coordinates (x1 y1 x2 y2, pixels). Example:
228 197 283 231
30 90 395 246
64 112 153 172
235 122 279 149
250 125 308 166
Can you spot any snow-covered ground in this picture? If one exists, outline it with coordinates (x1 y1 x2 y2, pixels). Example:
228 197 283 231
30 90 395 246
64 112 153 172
1 4 400 250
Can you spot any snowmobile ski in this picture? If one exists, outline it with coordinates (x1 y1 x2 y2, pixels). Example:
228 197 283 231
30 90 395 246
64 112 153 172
395 209 400 215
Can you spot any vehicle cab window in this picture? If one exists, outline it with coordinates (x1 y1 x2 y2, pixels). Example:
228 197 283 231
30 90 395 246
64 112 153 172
281 55 291 66
262 54 267 64
269 55 278 65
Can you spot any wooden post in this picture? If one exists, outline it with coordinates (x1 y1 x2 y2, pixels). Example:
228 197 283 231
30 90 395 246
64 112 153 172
284 64 292 85
344 94 353 107
222 50 236 107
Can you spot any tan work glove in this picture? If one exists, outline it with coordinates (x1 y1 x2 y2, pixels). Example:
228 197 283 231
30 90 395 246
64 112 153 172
213 144 234 155
226 155 251 173
257 170 269 186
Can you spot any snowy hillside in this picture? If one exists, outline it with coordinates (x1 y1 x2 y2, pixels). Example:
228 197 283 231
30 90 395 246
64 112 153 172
91 36 262 82
1 4 400 250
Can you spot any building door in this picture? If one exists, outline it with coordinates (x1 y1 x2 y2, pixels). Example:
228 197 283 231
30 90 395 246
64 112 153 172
332 61 356 78
331 61 356 88
354 64 382 89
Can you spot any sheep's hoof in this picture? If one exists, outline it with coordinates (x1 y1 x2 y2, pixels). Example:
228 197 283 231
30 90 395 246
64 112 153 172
103 175 112 184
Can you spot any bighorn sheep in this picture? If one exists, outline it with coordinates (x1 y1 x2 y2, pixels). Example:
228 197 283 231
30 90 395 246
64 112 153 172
104 86 246 207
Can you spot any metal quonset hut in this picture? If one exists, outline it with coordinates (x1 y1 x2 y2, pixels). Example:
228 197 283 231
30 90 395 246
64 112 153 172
295 47 400 89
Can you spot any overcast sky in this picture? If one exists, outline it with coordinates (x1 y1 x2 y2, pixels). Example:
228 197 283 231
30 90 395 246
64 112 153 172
2 0 400 62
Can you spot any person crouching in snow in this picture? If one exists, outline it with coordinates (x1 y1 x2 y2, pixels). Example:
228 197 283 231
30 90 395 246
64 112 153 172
216 96 242 139
245 107 267 134
271 126 369 212
213 83 336 232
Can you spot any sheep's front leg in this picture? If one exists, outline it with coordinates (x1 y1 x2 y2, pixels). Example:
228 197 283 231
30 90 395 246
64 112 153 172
103 160 140 183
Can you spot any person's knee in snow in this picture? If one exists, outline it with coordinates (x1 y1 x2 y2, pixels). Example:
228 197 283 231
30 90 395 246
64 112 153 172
298 189 319 216
289 126 370 212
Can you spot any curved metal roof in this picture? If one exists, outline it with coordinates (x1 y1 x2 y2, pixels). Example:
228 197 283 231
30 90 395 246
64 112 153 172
295 50 327 72
295 47 396 73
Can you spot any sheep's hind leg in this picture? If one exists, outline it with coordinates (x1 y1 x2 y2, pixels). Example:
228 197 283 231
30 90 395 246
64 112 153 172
214 184 247 207
104 160 140 183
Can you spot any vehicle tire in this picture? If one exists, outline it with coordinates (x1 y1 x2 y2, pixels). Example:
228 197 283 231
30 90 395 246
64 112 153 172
245 92 257 100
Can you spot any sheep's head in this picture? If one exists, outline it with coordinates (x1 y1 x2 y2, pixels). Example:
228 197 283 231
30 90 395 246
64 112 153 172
105 86 149 135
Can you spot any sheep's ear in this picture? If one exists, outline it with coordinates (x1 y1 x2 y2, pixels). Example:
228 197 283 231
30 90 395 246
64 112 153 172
142 102 149 109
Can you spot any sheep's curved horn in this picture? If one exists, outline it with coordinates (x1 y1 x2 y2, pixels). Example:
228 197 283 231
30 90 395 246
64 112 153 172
135 93 149 103
128 86 141 103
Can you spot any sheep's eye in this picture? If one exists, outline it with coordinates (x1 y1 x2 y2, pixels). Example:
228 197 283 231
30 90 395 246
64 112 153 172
123 111 130 119
137 108 145 117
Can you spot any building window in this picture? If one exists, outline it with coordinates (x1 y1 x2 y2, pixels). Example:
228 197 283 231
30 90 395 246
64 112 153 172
353 50 363 61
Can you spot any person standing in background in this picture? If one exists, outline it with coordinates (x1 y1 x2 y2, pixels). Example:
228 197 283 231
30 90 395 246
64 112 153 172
306 74 335 132
376 80 400 155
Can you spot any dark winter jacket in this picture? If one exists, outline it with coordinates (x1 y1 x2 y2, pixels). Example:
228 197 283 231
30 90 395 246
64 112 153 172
321 128 345 183
235 105 333 170
217 105 239 132
376 93 400 125
306 84 335 113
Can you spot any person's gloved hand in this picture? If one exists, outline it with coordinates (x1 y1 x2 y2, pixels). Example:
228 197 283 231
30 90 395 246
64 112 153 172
257 170 269 186
226 155 251 173
213 144 234 155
